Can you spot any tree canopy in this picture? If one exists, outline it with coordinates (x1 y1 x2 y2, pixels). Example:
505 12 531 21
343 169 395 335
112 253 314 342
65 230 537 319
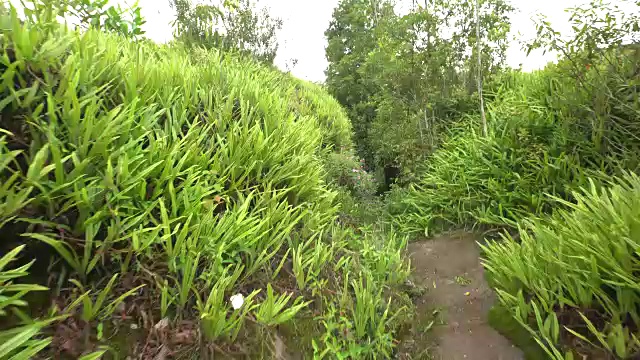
170 0 282 64
325 0 513 185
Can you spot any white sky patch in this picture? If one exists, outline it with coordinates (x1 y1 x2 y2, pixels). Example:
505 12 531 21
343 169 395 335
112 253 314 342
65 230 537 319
130 0 618 81
508 0 596 71
131 0 341 81
11 0 639 81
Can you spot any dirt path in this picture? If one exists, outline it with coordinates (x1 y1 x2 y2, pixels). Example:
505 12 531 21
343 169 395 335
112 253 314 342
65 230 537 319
404 231 523 360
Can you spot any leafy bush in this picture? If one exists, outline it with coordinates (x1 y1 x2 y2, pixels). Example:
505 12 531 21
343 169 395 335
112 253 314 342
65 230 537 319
389 3 640 359
325 151 375 199
170 0 282 64
23 0 146 39
0 5 410 358
389 72 587 235
312 227 412 358
325 0 512 178
368 96 432 185
391 52 640 235
0 246 65 358
289 79 354 150
391 0 640 235
482 173 640 359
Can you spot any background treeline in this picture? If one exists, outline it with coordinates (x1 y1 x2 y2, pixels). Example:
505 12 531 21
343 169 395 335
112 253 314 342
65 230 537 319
324 0 640 358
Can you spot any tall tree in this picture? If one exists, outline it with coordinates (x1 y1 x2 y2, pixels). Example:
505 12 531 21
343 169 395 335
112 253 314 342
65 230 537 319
476 0 487 136
325 0 512 184
170 0 282 64
325 0 396 165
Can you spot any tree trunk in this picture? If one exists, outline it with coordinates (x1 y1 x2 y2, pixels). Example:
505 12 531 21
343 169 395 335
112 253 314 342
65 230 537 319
476 0 487 137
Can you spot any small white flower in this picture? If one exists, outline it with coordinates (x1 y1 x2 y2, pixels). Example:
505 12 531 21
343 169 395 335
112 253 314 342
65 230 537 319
230 293 244 310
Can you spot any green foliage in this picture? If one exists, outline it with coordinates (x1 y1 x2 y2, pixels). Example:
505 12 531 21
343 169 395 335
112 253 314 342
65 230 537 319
68 274 144 323
325 0 512 179
170 0 282 64
0 246 64 359
0 246 48 316
389 72 582 234
290 79 353 149
0 4 411 358
218 0 282 64
482 173 640 359
195 266 260 341
526 0 640 66
23 0 146 39
324 151 375 199
393 38 640 234
525 0 640 166
254 284 310 326
311 228 411 359
392 1 640 358
0 137 33 228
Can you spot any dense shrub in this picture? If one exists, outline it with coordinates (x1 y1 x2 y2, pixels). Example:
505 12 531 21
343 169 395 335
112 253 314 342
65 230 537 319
391 55 640 236
0 7 410 358
289 79 354 150
389 3 640 358
482 173 640 359
323 150 383 227
389 71 584 235
392 0 640 236
324 151 375 198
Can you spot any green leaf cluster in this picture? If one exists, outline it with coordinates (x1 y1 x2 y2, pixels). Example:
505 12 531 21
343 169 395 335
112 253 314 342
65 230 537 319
0 3 412 358
325 0 513 181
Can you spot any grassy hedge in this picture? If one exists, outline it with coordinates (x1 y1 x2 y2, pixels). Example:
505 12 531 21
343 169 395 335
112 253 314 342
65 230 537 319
0 7 410 358
390 63 640 236
483 174 640 359
389 48 640 358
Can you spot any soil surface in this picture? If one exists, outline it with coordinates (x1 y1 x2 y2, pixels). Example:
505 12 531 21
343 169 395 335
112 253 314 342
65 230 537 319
406 231 524 360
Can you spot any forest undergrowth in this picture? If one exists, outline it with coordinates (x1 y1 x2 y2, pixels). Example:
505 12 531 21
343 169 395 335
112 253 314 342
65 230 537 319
0 2 415 358
382 3 640 359
3 0 640 359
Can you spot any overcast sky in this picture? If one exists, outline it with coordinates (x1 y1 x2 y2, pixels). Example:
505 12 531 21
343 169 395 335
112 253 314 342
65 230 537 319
101 0 639 81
